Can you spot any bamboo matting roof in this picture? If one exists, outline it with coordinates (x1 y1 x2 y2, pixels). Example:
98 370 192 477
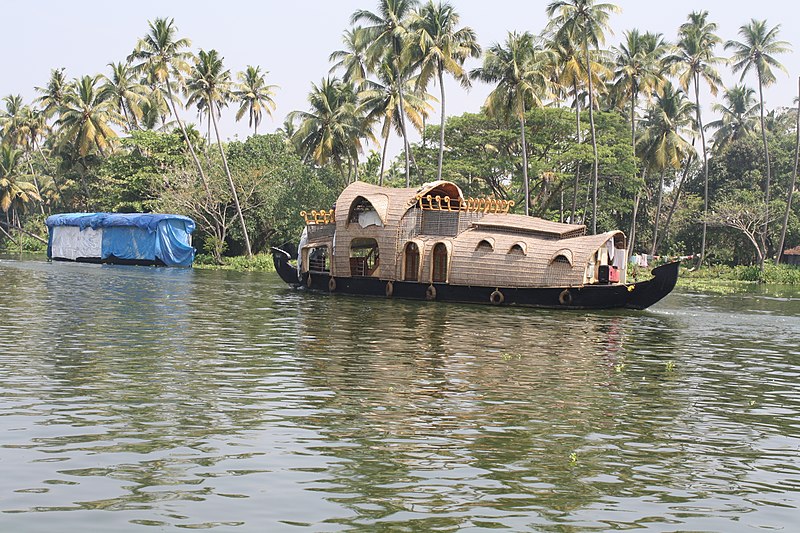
472 214 586 239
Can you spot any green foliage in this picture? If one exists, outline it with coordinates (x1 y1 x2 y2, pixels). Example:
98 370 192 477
193 252 276 272
96 130 187 212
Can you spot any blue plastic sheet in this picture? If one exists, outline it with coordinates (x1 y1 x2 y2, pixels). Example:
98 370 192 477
46 213 196 267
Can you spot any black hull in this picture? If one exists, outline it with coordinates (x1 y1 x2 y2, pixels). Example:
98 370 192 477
272 249 678 310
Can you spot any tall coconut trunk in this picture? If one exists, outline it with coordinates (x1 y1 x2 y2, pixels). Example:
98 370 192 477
696 74 711 269
628 167 647 257
396 68 412 187
585 42 600 234
757 71 771 270
658 154 694 252
436 67 447 181
165 80 212 202
520 112 530 216
777 76 800 265
211 103 253 258
379 126 390 186
651 169 665 256
571 81 582 221
25 154 45 215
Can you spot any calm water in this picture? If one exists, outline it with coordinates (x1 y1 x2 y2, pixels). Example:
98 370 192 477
1 258 799 532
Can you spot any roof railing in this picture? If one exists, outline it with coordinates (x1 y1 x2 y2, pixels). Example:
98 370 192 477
414 195 514 214
300 209 335 225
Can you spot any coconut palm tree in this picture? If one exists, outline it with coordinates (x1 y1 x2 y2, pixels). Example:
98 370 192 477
186 49 253 258
0 145 40 226
360 61 430 184
56 75 124 158
289 77 366 184
101 62 145 131
471 32 552 216
706 84 759 152
352 0 419 184
129 18 212 200
34 68 67 121
329 27 371 85
665 10 723 267
612 30 668 153
546 31 607 222
637 82 696 255
546 0 619 234
726 19 791 267
233 65 277 136
777 79 800 265
0 95 28 147
408 1 481 181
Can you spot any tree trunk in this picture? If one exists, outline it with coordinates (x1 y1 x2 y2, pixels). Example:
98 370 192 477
696 74 711 269
165 80 212 202
25 154 46 215
628 190 641 257
651 169 665 256
658 154 694 252
758 72 771 270
520 113 530 216
436 67 446 181
211 103 253 258
777 76 800 265
571 81 582 222
585 42 600 235
396 68 412 187
379 126 390 186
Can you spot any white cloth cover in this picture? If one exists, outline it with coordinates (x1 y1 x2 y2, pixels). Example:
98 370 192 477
50 226 103 260
358 210 383 228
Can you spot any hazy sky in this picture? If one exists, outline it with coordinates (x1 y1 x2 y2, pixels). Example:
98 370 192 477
2 0 799 153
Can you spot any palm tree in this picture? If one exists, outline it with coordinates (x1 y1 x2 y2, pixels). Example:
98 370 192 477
101 62 145 131
186 49 253 258
289 78 366 183
352 0 419 184
0 95 29 148
471 32 552 215
777 79 800 265
129 18 212 200
56 76 124 158
612 30 668 153
360 62 430 184
233 65 277 136
34 68 67 121
706 84 758 152
726 19 791 267
408 1 481 181
546 0 619 234
637 82 696 256
665 10 723 267
546 31 607 221
329 27 371 85
0 145 40 227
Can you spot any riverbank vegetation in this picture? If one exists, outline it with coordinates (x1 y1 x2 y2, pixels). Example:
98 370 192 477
1 1 800 274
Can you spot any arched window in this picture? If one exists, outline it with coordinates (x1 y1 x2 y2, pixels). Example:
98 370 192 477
475 239 494 252
432 243 448 283
509 243 526 256
404 242 420 281
350 238 379 276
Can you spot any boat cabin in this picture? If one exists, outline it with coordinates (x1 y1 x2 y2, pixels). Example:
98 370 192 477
297 180 627 288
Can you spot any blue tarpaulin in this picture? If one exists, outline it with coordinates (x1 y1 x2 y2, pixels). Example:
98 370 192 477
46 213 196 267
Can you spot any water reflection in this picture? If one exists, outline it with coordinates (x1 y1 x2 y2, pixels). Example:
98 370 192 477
0 258 799 530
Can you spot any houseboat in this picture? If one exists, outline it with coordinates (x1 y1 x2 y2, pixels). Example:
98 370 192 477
46 213 196 267
271 180 678 310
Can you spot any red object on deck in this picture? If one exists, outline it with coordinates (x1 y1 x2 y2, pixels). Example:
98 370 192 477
608 266 620 283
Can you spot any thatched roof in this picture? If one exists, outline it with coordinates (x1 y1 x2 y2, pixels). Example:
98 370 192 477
335 180 465 227
784 245 800 256
472 214 586 239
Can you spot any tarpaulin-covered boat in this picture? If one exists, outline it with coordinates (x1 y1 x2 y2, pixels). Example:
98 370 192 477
272 180 678 310
46 213 196 267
